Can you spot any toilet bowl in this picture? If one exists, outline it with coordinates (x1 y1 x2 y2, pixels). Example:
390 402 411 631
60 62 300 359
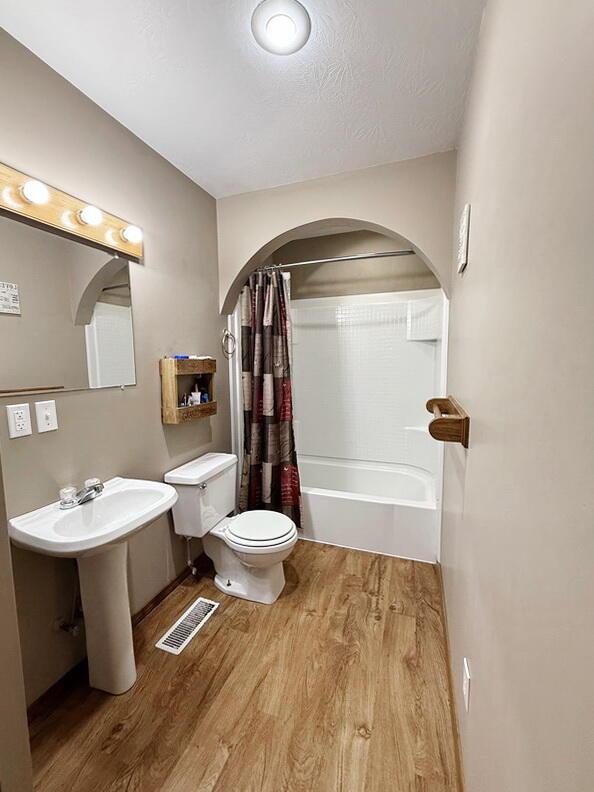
203 512 297 603
164 453 298 604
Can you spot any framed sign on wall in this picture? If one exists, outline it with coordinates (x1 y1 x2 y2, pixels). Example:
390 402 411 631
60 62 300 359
0 281 21 315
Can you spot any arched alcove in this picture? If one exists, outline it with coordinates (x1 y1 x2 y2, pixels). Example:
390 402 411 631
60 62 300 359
71 256 129 326
216 151 456 313
220 217 445 314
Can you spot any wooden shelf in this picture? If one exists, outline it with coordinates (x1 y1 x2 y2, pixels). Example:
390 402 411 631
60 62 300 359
161 358 216 376
163 401 217 424
426 396 470 448
159 357 217 425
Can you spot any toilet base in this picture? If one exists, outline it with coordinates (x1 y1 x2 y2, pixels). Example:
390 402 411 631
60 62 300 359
213 569 284 604
203 531 287 604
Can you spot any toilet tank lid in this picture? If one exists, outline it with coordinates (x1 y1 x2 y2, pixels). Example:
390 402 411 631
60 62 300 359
164 453 238 485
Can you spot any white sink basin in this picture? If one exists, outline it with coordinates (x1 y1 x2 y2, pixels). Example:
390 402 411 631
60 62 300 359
9 477 178 695
9 477 177 557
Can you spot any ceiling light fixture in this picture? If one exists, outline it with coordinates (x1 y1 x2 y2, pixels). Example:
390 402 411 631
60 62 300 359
78 205 103 226
20 179 50 205
251 0 311 55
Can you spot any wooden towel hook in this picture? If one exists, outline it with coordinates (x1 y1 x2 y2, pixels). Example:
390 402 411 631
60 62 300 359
426 396 470 448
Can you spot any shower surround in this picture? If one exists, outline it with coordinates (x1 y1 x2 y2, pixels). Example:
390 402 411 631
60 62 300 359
291 289 446 562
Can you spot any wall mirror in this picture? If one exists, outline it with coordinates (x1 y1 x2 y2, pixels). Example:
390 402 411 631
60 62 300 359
0 161 143 395
0 213 137 393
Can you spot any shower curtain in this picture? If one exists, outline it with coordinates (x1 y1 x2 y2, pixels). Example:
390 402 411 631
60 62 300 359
239 270 301 527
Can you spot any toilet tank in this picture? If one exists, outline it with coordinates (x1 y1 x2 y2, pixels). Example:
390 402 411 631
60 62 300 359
164 453 238 538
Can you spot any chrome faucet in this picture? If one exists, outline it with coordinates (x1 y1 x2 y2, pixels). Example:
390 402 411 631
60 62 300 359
59 478 104 509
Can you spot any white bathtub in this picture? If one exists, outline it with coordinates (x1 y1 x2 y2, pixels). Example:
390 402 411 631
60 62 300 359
299 456 438 563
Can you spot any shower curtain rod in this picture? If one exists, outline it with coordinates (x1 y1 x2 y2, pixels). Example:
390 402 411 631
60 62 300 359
262 248 415 271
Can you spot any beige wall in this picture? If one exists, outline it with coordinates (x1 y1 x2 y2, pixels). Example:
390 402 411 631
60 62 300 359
216 151 456 312
0 465 33 791
442 1 594 790
0 30 230 704
274 230 439 299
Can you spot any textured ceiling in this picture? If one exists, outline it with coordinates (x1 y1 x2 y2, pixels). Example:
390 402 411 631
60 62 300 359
0 0 486 198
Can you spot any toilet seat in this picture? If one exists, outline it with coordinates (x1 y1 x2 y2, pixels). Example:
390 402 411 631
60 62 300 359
223 511 298 554
228 511 295 543
225 531 297 553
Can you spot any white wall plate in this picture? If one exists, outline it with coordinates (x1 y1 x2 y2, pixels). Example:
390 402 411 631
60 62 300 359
35 400 58 433
6 403 32 438
462 656 471 712
457 203 471 274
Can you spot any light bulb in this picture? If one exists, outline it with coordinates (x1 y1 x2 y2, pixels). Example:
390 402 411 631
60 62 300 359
121 224 143 244
78 205 103 226
61 210 77 229
266 14 297 46
21 179 50 205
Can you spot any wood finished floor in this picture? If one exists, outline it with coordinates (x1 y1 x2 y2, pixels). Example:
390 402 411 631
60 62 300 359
29 541 461 792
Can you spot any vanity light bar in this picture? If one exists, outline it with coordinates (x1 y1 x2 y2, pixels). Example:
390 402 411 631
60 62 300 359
0 161 143 261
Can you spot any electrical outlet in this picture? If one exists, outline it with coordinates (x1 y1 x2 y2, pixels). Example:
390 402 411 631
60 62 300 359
6 403 32 438
462 657 471 712
35 400 58 433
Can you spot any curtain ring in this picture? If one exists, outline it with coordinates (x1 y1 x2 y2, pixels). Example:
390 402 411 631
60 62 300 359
222 328 236 358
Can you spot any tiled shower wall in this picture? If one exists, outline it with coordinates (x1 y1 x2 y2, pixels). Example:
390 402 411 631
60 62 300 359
291 290 444 474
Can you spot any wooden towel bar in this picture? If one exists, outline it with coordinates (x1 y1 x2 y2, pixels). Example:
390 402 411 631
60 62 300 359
426 396 470 448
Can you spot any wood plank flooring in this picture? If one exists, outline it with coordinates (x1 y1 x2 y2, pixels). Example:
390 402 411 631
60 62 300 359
29 541 461 792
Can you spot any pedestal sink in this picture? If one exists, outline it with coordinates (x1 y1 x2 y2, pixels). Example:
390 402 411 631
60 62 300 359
9 477 177 695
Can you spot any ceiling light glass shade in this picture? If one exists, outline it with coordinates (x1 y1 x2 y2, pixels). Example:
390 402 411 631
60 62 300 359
20 179 50 205
266 14 297 45
121 224 143 244
78 205 103 226
251 0 311 55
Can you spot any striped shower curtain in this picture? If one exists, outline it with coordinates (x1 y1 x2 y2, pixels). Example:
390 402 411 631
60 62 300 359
239 270 301 527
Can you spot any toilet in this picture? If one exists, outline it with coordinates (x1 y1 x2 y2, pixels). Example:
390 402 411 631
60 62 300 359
164 453 298 604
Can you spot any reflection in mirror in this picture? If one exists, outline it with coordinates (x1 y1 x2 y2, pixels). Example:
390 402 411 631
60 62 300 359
0 215 136 393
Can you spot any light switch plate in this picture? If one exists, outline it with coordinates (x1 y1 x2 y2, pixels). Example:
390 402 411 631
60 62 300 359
6 403 32 438
35 400 58 433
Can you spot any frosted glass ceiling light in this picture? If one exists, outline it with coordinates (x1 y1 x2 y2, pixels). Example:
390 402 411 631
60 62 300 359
266 14 297 45
21 179 50 205
252 0 311 55
78 205 103 226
